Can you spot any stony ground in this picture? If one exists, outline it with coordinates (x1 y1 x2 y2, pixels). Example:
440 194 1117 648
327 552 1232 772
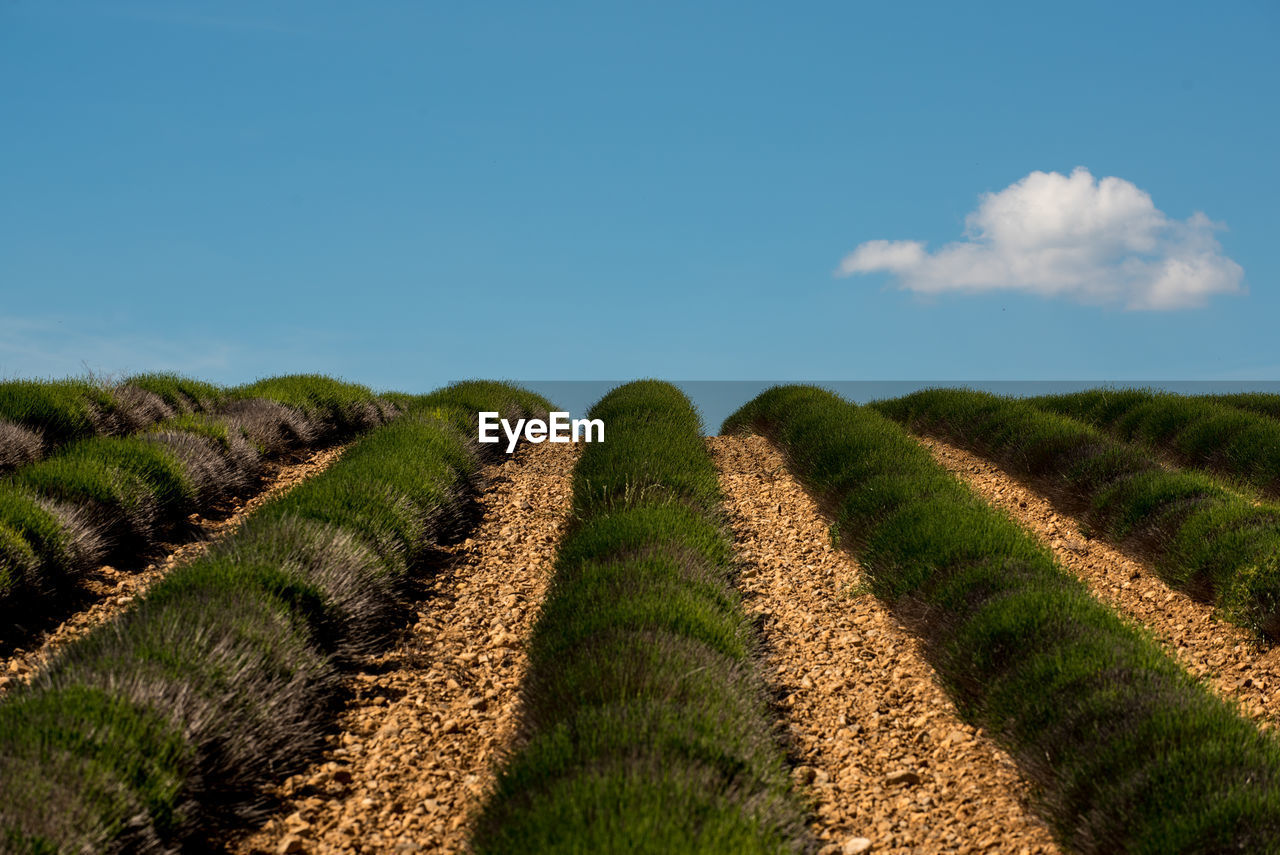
0 443 350 694
34 416 1280 852
39 428 1258 853
916 434 1280 729
232 441 576 855
709 435 1059 855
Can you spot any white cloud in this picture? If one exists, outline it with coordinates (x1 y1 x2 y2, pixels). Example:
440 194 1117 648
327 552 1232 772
836 167 1244 310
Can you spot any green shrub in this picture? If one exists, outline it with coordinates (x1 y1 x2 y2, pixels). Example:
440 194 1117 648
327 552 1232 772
0 421 43 472
1034 389 1280 497
873 388 1280 637
0 486 94 595
124 373 224 412
413 379 553 422
1213 393 1280 422
149 413 232 450
0 685 193 852
13 438 192 556
0 373 414 623
258 415 477 569
407 380 556 460
233 374 390 438
0 522 37 598
0 380 108 447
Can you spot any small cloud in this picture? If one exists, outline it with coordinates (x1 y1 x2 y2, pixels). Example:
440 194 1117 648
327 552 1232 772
836 167 1244 310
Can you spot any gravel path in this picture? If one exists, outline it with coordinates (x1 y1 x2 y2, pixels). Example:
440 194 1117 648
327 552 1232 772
708 435 1058 855
231 441 576 855
916 433 1280 729
0 443 350 694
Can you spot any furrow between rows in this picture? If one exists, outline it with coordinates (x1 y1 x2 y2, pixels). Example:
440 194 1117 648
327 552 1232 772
709 435 1058 855
231 440 577 855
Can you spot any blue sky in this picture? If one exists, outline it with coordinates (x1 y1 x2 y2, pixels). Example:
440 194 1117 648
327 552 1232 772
2 1 1277 392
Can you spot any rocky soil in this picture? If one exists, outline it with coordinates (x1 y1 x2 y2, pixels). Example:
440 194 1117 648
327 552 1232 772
915 434 1280 729
231 441 576 855
709 435 1059 855
0 443 350 693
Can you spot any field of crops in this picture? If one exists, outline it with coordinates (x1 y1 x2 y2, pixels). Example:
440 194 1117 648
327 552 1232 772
3 377 1280 853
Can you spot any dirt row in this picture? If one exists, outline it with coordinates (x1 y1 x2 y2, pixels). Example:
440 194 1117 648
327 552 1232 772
914 433 1280 729
232 441 577 855
37 423 1261 853
236 436 1076 854
0 443 350 694
708 435 1059 855
218 427 1280 853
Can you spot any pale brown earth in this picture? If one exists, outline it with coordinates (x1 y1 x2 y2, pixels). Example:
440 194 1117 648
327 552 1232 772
232 441 576 855
0 443 350 693
914 433 1280 729
709 435 1059 855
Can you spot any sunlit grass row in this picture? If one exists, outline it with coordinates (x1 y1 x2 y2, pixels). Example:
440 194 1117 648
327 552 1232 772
473 380 809 854
0 375 399 621
0 372 403 473
1211 393 1280 423
874 388 1280 639
1031 388 1280 498
0 375 218 471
